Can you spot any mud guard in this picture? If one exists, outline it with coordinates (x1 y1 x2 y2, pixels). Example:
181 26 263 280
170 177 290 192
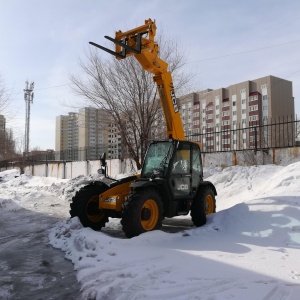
199 181 217 196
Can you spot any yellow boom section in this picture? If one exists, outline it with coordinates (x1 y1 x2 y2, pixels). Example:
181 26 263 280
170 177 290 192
90 18 185 140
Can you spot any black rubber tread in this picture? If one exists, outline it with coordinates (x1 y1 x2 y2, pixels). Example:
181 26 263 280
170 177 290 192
191 186 210 227
121 188 163 238
70 185 109 230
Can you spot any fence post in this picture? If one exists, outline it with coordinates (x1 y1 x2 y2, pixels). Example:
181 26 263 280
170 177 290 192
254 126 258 154
233 151 237 166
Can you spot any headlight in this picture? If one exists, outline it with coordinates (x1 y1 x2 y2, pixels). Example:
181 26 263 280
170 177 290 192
104 197 117 203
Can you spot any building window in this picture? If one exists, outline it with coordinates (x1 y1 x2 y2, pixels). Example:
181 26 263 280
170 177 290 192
242 109 246 114
249 105 258 111
263 95 268 101
249 115 259 121
242 99 246 105
249 95 258 102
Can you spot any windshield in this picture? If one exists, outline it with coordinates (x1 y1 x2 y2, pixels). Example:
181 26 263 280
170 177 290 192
141 141 174 178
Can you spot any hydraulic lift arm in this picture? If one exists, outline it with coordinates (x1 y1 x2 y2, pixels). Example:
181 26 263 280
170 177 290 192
89 18 185 140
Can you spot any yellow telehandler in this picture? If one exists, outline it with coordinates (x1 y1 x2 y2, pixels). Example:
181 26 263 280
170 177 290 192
70 19 217 238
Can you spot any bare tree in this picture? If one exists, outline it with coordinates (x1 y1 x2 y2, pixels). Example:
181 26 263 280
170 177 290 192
0 75 10 114
0 129 18 160
0 76 20 160
70 34 194 169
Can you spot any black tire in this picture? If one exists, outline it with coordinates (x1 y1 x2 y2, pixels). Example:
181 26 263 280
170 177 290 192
121 188 163 238
70 185 109 230
203 186 216 215
191 187 211 227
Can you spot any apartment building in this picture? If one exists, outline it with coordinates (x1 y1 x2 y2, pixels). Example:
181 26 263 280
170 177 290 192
55 107 121 160
178 75 294 151
55 113 78 160
108 122 122 159
55 114 68 152
77 107 111 160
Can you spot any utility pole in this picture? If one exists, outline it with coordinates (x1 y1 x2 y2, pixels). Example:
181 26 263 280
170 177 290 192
24 80 34 156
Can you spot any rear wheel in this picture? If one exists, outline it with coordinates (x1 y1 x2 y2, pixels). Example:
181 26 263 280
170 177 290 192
121 188 163 238
191 187 214 227
70 185 109 230
204 188 216 215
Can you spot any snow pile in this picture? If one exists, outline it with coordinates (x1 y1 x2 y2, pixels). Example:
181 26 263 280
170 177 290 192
0 169 20 182
0 172 69 217
48 162 300 300
1 162 300 299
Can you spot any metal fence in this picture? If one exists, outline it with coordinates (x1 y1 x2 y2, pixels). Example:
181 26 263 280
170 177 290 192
1 118 299 170
187 117 300 154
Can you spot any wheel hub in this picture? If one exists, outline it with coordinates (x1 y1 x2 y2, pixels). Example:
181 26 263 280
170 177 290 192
141 208 151 221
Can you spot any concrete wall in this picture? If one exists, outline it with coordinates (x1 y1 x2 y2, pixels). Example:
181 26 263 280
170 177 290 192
2 147 300 178
21 158 137 179
203 147 300 168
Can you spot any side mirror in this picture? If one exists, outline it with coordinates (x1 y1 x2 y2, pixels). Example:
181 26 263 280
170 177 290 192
97 153 107 176
100 152 106 167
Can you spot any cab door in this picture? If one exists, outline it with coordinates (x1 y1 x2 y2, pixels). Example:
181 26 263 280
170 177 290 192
169 142 192 198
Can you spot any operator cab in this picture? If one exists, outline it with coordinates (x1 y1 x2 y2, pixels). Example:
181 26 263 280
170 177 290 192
141 140 203 197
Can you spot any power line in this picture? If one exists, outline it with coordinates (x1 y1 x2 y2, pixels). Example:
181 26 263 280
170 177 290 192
5 39 300 98
187 39 300 64
35 83 70 91
10 83 70 96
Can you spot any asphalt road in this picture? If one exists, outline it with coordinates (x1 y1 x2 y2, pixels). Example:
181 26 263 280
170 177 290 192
0 202 82 300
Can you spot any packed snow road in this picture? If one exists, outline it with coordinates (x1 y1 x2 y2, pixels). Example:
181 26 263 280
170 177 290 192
0 203 82 300
0 172 82 300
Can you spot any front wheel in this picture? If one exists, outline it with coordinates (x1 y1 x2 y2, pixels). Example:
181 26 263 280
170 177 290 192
121 188 163 238
70 185 109 230
191 187 214 227
204 187 216 215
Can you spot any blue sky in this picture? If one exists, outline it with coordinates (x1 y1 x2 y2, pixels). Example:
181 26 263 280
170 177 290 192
1 0 300 150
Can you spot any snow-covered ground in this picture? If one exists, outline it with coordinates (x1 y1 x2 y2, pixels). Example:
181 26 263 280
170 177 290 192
1 162 300 299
